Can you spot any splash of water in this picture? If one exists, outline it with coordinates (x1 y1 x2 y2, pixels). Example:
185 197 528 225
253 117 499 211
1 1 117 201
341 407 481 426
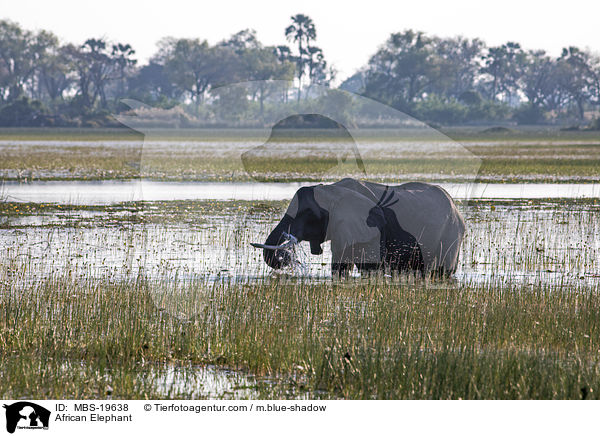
289 244 311 276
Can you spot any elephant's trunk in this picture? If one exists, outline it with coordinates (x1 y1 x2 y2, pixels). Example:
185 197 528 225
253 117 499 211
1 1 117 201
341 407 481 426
252 210 326 269
261 214 295 269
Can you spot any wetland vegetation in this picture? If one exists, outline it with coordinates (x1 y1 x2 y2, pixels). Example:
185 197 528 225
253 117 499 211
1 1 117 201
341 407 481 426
1 127 600 183
1 194 600 399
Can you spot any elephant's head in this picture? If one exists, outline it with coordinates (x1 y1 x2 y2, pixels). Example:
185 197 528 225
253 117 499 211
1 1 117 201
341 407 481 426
251 186 329 269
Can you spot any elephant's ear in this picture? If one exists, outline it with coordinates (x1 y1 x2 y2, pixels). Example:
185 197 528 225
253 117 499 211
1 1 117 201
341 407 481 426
325 191 383 263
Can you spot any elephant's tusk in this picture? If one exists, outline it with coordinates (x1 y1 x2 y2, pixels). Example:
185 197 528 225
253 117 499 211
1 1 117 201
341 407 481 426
250 243 284 250
250 233 298 250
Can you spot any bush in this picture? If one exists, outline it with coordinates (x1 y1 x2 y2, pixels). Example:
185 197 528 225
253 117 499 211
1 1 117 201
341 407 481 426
467 100 511 123
586 117 600 130
458 90 483 106
0 97 50 127
413 96 468 125
411 95 512 125
513 104 546 125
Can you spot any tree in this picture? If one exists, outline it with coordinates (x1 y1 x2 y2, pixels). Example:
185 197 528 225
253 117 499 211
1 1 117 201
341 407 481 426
556 47 600 119
127 62 181 105
285 13 317 100
273 45 294 102
429 36 484 100
211 85 249 122
0 20 35 101
0 61 9 102
520 50 561 110
339 70 366 94
245 47 294 117
83 38 116 108
363 30 437 112
162 38 233 111
37 42 73 103
273 45 292 64
479 42 526 102
218 30 295 117
63 43 94 109
111 43 136 98
306 46 334 87
222 29 260 54
63 38 136 111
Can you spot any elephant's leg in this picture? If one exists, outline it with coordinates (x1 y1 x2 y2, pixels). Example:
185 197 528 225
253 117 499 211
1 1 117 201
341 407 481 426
385 241 425 278
394 262 425 280
330 241 355 279
355 262 383 276
331 262 352 278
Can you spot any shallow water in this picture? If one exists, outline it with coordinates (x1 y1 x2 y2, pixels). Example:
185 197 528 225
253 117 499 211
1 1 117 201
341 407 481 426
150 364 275 399
2 198 598 291
3 180 600 205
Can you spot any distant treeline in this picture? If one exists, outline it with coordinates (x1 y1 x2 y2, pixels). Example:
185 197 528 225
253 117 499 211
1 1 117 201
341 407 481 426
0 15 599 127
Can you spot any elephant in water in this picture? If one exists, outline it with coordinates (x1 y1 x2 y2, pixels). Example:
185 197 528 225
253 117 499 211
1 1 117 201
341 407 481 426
252 178 465 277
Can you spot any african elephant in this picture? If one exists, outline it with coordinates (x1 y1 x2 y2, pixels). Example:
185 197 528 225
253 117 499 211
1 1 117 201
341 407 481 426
251 178 465 277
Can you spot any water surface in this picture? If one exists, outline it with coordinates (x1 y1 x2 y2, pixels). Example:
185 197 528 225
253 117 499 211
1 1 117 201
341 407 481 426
3 180 599 205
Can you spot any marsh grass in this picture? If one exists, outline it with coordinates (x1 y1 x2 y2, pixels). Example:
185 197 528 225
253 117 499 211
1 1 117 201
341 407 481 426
2 272 600 399
1 127 599 182
5 150 600 183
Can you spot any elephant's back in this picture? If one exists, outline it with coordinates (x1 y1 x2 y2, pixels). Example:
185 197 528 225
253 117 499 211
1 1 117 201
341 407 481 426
393 182 458 217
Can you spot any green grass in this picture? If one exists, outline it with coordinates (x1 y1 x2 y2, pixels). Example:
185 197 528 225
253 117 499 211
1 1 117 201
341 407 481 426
1 273 600 399
4 152 600 183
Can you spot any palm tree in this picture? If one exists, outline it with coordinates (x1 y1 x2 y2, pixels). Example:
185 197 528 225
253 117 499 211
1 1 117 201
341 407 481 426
285 14 316 100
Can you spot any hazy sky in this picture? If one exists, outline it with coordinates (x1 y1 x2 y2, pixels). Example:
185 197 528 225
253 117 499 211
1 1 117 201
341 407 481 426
3 0 600 81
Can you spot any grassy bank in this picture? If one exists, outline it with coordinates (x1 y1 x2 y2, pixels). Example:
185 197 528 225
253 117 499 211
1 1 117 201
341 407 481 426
1 273 600 399
0 125 598 141
4 150 600 183
1 127 599 182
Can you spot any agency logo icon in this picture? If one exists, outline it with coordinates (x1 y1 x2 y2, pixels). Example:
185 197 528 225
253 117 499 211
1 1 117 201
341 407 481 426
2 402 50 433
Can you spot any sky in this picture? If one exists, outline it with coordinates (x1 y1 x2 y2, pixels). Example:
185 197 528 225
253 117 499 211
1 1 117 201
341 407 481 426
2 0 600 82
